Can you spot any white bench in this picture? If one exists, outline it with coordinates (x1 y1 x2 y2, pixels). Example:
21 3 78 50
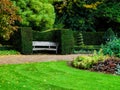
32 41 59 54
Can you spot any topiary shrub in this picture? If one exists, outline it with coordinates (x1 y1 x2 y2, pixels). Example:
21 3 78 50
102 37 120 57
76 32 84 46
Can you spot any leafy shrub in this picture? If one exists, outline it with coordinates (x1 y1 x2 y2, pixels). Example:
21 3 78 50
116 64 120 75
102 37 120 57
0 50 20 55
82 32 104 45
72 49 107 69
91 57 120 74
74 45 101 54
12 0 55 31
0 0 21 40
103 28 115 43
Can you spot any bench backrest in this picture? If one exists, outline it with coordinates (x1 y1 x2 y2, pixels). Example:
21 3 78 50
32 41 58 47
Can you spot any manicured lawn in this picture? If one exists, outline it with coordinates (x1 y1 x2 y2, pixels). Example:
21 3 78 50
0 61 120 90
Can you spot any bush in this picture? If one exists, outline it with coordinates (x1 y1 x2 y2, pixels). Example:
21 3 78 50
0 50 20 55
116 64 120 75
76 32 84 46
72 49 107 69
103 28 115 43
0 0 21 40
91 57 120 74
102 37 120 57
74 45 101 54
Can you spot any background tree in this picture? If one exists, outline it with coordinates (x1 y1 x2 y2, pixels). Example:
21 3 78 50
54 0 97 31
12 0 56 31
0 0 21 40
54 0 120 32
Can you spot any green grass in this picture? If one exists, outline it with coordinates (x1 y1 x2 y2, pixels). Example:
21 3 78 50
0 50 20 55
0 61 120 90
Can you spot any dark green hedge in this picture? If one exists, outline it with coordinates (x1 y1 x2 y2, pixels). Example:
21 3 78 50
73 31 105 45
32 29 74 54
74 45 101 51
82 32 105 45
33 30 56 41
21 27 33 54
60 29 74 54
0 46 13 50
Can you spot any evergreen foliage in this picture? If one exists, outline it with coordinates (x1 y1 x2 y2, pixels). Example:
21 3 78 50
12 0 55 31
20 27 33 54
54 0 120 32
60 29 74 54
103 28 115 42
76 32 84 46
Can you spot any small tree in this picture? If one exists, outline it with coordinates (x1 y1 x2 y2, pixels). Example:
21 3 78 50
0 0 21 40
12 0 55 31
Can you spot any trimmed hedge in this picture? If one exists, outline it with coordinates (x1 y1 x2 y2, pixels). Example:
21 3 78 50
11 28 74 54
0 46 13 50
21 27 33 54
60 29 74 54
33 29 74 54
73 31 105 45
33 30 55 41
74 45 101 51
82 32 104 45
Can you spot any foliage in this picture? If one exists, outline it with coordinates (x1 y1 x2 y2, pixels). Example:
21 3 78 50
102 37 120 57
72 49 107 69
81 32 104 45
0 0 21 40
60 29 74 54
73 31 104 45
103 28 116 42
76 32 84 46
94 1 120 32
32 29 56 41
54 0 120 32
91 57 120 74
12 0 55 31
116 64 120 75
20 27 33 54
74 45 101 54
0 50 20 55
54 0 96 31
